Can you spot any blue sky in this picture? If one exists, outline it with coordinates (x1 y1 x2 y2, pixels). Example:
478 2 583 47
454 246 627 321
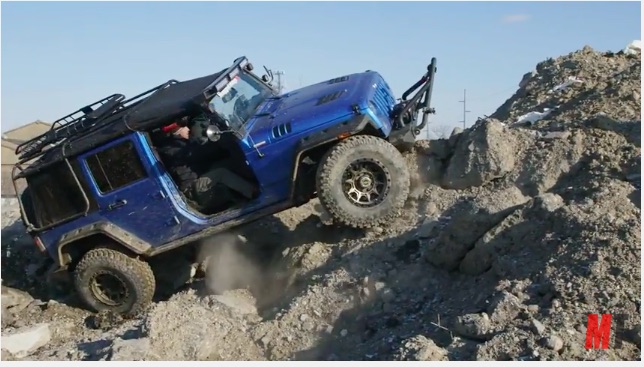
1 1 641 137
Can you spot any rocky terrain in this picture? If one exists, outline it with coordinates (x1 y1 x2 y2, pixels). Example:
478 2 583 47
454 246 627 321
1 44 641 361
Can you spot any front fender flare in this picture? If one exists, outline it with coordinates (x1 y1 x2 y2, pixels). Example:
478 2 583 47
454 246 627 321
289 115 384 200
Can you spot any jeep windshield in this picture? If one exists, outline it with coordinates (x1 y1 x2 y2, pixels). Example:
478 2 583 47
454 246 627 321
208 72 274 131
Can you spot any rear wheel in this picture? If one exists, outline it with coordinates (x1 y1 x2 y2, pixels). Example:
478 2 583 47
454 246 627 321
74 248 155 316
315 135 410 228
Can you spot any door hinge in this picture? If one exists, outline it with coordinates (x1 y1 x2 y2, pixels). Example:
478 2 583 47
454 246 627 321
166 216 180 227
152 190 167 199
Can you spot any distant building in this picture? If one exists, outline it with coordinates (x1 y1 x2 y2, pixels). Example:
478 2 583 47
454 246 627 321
1 120 51 197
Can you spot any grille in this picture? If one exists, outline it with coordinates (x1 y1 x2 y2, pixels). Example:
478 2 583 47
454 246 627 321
371 81 395 117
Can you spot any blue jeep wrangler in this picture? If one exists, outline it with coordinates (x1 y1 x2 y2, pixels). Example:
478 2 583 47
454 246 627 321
12 56 437 316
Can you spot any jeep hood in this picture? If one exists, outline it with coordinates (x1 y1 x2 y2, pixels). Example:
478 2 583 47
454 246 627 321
246 71 383 140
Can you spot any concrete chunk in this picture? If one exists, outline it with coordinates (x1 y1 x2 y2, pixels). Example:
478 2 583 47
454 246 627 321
1 323 51 358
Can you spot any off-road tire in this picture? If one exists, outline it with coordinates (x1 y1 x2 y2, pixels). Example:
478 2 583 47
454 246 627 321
74 248 155 317
315 135 410 228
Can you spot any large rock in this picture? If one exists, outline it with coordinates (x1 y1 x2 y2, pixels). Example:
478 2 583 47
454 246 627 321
443 119 518 189
1 323 51 358
459 194 565 276
515 131 585 196
1 285 34 313
458 207 525 276
425 191 525 271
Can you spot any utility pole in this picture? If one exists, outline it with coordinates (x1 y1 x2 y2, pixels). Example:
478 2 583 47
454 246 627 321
459 89 470 129
274 70 285 94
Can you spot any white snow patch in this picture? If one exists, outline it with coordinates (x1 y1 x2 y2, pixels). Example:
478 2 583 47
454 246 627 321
623 40 641 55
549 76 584 93
515 108 554 125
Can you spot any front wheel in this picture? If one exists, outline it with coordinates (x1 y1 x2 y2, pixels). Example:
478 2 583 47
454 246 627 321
74 248 155 316
315 135 410 228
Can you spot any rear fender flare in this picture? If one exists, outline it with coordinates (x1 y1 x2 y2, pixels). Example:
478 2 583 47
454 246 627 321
56 222 152 267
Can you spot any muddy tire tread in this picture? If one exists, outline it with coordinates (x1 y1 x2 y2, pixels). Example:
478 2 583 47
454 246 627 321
315 135 410 229
74 247 155 316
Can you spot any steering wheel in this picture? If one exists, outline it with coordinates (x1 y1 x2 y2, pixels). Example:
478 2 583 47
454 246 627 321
233 94 264 122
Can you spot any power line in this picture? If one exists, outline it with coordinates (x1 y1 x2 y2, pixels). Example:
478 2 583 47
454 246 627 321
459 89 471 129
274 70 285 94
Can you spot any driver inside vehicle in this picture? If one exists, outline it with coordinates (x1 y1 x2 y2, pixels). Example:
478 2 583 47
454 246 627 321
206 73 274 131
155 122 256 214
208 87 246 127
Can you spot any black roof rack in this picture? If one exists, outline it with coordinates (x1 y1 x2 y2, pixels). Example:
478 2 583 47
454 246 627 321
14 80 179 163
13 56 253 179
61 79 180 143
15 93 126 161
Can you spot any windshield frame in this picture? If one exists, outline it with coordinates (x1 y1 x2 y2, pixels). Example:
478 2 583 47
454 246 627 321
206 69 276 132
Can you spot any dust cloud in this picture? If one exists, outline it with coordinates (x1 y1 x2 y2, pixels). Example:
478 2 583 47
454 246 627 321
197 232 263 295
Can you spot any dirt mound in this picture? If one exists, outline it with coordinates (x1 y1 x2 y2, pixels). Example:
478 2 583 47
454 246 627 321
494 45 640 121
141 291 265 360
1 44 640 361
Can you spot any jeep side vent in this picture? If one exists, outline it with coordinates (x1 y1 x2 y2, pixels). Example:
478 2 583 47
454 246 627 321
316 90 345 106
272 122 292 138
328 76 349 84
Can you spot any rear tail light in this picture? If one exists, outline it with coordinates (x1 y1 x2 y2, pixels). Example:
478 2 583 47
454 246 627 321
33 236 46 252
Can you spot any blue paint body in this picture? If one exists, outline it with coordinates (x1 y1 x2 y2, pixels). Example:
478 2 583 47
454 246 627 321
37 70 398 260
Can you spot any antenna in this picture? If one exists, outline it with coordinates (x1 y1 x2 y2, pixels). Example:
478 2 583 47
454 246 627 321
459 89 471 129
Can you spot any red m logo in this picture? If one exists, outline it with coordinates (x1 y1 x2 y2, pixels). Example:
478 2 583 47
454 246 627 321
585 314 612 349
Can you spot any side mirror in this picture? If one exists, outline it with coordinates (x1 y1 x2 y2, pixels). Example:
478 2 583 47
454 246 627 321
206 125 222 142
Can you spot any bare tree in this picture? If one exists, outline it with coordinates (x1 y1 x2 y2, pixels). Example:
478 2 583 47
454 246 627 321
430 124 455 139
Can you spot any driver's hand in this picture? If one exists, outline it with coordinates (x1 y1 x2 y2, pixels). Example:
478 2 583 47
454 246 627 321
195 177 212 193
